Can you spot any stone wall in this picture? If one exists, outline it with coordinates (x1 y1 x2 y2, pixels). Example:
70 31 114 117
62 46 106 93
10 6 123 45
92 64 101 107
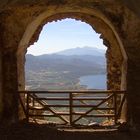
0 0 140 130
0 47 3 121
0 11 22 124
122 13 140 128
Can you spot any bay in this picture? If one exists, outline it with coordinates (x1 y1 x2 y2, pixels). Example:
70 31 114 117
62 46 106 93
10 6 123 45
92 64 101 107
80 74 106 89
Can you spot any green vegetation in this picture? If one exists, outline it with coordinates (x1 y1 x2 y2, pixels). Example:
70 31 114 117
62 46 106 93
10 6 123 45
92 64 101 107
26 70 87 90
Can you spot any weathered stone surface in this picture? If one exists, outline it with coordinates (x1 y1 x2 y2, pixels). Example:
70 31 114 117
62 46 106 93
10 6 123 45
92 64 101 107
0 0 140 133
0 48 3 121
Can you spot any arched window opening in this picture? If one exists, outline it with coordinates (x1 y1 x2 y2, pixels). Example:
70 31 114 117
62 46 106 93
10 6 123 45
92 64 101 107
24 18 109 125
18 16 126 126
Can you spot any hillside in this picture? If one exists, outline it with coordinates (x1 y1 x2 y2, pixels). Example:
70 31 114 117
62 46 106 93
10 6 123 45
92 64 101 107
26 54 105 73
25 47 106 90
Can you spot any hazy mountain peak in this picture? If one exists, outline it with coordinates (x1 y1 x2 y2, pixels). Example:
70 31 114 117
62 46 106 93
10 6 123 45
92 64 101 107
54 46 106 56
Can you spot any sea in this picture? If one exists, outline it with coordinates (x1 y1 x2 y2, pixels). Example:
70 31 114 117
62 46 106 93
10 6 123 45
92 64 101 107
31 74 107 124
79 74 106 90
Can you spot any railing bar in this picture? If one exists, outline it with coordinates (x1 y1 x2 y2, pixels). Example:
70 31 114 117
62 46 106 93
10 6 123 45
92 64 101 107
29 94 47 107
117 94 126 119
29 114 67 117
72 93 114 124
73 111 114 115
53 113 70 115
69 93 73 125
40 105 105 107
18 90 126 94
29 107 115 111
32 97 110 100
28 92 114 101
30 94 68 123
91 93 114 107
28 94 69 123
18 94 28 118
45 105 69 107
73 97 108 100
27 92 115 124
29 114 115 117
80 115 115 117
73 108 115 111
114 93 117 124
41 105 112 107
35 98 70 100
32 94 35 115
19 90 126 125
26 93 29 122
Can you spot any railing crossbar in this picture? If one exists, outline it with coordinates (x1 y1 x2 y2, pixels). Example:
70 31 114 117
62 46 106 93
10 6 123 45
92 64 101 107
72 93 114 124
19 90 126 126
19 90 126 94
29 93 69 123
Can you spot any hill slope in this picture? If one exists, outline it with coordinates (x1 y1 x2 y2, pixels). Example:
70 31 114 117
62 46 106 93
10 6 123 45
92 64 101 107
25 47 106 90
26 54 106 74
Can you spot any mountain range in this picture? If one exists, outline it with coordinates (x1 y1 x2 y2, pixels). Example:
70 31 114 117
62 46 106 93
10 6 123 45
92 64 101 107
52 46 105 56
26 47 106 74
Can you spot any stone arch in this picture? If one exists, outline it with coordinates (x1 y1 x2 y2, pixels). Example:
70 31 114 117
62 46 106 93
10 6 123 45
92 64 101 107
17 6 128 121
17 7 127 58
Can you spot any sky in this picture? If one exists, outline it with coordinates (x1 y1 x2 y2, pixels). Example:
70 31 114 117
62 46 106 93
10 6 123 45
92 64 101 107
27 18 106 56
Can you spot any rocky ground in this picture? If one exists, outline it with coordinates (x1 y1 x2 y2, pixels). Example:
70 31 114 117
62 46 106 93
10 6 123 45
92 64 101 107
0 122 139 140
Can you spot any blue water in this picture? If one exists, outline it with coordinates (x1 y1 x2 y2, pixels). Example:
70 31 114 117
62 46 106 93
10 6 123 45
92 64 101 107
80 74 106 89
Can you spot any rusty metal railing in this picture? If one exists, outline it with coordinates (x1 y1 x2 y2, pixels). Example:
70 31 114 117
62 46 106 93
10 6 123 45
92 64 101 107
18 90 126 125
